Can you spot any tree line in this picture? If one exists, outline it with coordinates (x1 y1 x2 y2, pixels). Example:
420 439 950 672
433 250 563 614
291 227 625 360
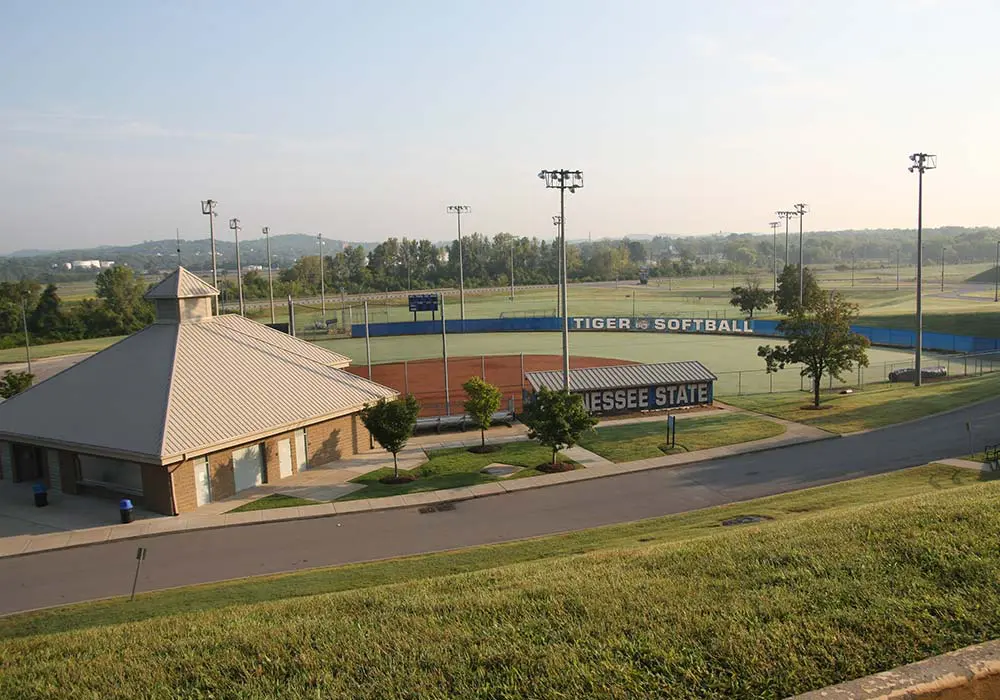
0 266 153 350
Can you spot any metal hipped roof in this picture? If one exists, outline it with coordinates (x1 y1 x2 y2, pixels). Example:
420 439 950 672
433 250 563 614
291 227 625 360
145 267 219 299
0 314 395 464
525 361 717 393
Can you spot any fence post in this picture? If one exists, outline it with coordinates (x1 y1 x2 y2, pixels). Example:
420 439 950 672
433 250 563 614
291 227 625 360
520 352 525 383
404 360 409 395
481 354 486 380
769 372 773 394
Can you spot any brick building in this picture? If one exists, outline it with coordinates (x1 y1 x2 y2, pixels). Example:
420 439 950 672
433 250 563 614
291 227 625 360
0 268 396 515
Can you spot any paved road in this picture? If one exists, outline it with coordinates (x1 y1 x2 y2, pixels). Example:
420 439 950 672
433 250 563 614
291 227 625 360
2 399 1000 616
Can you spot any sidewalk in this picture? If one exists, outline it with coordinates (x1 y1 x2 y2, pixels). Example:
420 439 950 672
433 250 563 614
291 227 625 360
0 408 831 559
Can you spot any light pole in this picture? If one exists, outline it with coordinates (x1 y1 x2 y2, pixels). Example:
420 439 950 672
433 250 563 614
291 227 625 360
896 248 899 292
994 240 999 303
201 199 219 311
769 221 780 291
262 227 275 323
793 203 808 304
318 234 326 324
509 234 515 302
908 152 936 387
552 215 562 316
446 205 470 320
940 244 946 292
228 218 245 315
538 169 584 390
20 298 32 375
777 210 797 268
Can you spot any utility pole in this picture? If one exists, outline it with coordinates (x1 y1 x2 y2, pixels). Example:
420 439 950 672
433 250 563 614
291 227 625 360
201 199 219 312
228 218 245 316
940 244 945 292
439 292 450 415
552 215 563 316
777 210 797 268
896 248 901 291
793 203 808 304
20 298 32 375
769 221 780 292
262 227 275 323
851 252 856 288
318 234 326 324
538 169 584 390
446 205 470 320
908 152 937 387
994 240 999 303
175 228 182 267
509 234 515 302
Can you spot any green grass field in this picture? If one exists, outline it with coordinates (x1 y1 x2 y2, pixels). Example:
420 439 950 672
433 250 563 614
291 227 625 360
578 413 786 462
2 464 999 698
340 441 570 500
727 371 1000 434
318 331 943 396
0 335 124 364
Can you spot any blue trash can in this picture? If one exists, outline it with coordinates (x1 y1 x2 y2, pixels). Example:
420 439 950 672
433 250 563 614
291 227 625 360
32 483 48 508
119 498 134 524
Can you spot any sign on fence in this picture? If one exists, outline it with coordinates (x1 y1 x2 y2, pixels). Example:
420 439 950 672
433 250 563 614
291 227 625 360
571 317 754 334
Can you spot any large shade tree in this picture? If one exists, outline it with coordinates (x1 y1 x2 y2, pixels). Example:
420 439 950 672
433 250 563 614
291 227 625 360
774 264 823 314
757 291 871 407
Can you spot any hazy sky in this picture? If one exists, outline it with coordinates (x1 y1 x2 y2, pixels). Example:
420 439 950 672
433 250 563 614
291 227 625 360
1 0 998 250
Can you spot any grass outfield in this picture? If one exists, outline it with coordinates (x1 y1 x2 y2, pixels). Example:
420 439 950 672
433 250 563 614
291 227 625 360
726 371 1000 434
578 413 785 462
319 331 936 395
1 465 999 698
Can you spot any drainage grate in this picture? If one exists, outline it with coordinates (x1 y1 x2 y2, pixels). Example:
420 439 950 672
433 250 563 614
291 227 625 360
418 501 456 514
721 514 774 527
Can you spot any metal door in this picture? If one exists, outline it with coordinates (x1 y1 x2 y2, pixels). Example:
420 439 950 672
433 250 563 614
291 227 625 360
278 439 293 479
194 457 212 507
294 429 308 472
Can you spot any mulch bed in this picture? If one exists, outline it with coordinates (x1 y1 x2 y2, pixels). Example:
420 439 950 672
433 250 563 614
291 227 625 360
379 475 416 485
536 462 576 473
468 445 501 454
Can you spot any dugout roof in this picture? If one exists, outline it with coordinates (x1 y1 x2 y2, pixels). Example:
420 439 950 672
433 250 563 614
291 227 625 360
525 361 717 393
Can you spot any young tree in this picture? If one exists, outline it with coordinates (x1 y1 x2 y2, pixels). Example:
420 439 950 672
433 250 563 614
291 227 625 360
729 275 773 318
462 376 503 450
774 264 823 314
757 291 871 407
0 370 33 399
359 395 420 478
520 387 597 466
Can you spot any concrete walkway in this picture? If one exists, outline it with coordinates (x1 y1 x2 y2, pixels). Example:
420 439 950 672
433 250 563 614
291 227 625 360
0 409 829 558
937 457 995 472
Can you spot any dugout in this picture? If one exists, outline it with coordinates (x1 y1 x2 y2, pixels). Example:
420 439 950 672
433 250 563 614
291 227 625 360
525 361 717 416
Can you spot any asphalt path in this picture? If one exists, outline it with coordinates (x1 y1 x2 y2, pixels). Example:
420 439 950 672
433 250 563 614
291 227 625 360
2 399 1000 616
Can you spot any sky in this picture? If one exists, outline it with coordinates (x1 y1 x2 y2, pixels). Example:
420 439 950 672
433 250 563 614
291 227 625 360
1 0 998 251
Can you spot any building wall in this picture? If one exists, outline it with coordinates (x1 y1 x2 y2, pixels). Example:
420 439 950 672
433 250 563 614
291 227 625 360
165 410 370 515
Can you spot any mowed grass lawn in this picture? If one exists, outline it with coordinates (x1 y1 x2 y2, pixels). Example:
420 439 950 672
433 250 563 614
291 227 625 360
2 465 1000 698
227 493 320 513
340 440 571 500
728 371 1000 434
578 412 786 462
0 335 123 364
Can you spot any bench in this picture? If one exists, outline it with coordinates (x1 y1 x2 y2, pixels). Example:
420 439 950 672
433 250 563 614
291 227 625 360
414 410 515 435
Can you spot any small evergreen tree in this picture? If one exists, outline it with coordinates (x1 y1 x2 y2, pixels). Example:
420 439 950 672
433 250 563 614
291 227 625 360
521 388 597 466
774 264 823 314
360 395 420 478
0 370 33 399
462 376 503 450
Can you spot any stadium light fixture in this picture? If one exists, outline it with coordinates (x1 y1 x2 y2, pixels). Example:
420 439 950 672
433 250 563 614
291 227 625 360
908 152 936 387
446 205 471 321
538 170 584 390
228 217 245 316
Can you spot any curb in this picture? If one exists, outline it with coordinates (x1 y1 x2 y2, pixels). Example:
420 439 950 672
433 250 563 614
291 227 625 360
0 430 838 561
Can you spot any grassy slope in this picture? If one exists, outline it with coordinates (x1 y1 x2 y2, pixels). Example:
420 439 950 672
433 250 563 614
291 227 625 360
727 372 1000 434
341 441 568 500
578 413 785 462
1 466 999 698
